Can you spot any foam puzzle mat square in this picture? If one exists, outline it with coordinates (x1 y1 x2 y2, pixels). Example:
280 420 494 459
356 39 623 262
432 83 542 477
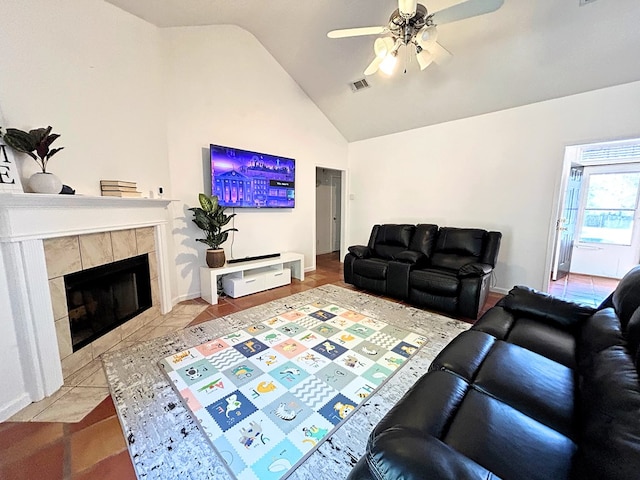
159 302 426 480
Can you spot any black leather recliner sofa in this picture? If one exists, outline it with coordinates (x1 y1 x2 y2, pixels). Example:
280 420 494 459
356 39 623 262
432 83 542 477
344 224 502 319
347 265 640 480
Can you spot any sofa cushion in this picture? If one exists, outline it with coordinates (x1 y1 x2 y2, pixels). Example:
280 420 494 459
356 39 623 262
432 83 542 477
372 224 414 260
506 318 577 369
352 258 388 280
612 264 640 327
429 228 485 271
432 330 576 438
445 388 576 480
363 369 576 480
361 429 496 480
409 268 459 295
435 227 486 256
473 306 577 368
626 307 640 362
574 343 640 479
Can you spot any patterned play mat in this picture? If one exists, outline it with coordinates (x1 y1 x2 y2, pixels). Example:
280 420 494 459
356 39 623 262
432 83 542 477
159 301 425 480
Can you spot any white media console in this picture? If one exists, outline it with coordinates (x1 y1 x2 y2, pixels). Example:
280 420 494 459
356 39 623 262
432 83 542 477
200 252 305 304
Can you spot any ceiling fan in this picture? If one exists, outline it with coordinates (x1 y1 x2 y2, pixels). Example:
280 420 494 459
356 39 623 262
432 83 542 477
327 0 504 76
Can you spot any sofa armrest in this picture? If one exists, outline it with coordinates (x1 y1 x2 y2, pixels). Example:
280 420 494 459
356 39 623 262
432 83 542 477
458 262 492 277
348 245 371 259
499 285 596 329
394 250 426 264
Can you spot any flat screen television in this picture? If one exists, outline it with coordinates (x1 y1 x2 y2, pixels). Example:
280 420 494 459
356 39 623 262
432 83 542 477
210 144 295 208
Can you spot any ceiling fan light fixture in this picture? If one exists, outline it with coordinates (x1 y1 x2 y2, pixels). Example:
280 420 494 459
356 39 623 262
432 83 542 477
416 47 434 70
374 37 395 58
417 25 438 49
379 52 398 75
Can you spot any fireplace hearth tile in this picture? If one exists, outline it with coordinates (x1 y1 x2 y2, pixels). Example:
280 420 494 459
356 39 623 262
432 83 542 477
31 387 109 423
43 237 81 278
91 327 123 358
48 277 67 321
76 367 108 388
150 277 160 306
79 232 114 270
61 345 93 379
119 314 147 339
148 251 158 279
137 305 161 326
111 229 137 261
54 317 73 360
135 227 155 254
7 387 72 422
63 359 104 388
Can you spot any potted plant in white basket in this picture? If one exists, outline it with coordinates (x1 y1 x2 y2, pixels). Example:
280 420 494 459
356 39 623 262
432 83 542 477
1 126 64 194
189 193 238 268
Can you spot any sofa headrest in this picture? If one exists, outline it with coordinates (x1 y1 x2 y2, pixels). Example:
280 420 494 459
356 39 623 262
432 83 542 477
612 265 640 328
434 228 486 258
372 224 415 260
409 224 439 257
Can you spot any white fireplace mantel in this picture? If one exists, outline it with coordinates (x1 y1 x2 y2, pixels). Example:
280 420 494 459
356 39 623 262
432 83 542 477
0 193 173 241
0 193 174 416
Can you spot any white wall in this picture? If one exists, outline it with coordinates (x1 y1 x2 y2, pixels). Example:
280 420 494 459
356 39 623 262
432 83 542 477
348 81 640 292
161 25 348 301
0 0 171 420
0 0 169 197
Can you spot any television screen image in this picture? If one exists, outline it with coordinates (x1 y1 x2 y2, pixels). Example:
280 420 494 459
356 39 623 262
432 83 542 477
210 144 295 208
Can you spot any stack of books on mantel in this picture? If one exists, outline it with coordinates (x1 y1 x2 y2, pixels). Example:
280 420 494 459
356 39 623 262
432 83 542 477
100 180 142 197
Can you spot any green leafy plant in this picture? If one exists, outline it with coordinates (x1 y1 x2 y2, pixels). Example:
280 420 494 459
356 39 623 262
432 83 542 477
189 193 238 249
1 126 64 173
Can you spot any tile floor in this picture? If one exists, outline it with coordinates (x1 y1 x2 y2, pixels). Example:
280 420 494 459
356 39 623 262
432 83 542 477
0 253 503 480
548 272 619 307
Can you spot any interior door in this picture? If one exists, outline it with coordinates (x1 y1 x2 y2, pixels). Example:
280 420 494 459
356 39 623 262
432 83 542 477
552 166 583 281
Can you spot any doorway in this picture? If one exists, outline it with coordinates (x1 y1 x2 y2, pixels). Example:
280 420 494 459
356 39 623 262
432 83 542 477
315 167 344 256
548 138 640 293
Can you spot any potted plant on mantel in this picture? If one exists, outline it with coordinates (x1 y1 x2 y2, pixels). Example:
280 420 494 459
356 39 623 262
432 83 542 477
1 126 65 194
189 193 238 268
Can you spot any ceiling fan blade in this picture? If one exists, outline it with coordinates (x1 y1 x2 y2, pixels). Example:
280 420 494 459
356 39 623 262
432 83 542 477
327 26 386 39
430 42 453 65
364 57 383 76
432 0 504 26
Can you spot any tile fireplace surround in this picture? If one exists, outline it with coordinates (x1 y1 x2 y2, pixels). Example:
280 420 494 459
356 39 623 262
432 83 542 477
0 193 173 417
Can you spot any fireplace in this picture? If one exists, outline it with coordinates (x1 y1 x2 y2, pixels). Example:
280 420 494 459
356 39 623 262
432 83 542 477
0 193 173 419
65 254 152 351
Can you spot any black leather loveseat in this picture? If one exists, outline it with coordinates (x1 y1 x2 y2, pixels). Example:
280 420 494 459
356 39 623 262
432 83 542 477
347 266 640 480
344 224 502 319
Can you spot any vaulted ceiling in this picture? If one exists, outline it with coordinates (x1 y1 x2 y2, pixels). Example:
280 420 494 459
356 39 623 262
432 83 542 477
105 0 640 142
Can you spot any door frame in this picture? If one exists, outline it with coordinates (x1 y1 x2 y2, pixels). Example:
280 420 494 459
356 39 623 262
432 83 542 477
313 166 347 266
544 137 640 292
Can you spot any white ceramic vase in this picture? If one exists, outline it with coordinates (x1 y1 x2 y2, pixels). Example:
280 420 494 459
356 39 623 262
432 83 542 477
29 172 62 194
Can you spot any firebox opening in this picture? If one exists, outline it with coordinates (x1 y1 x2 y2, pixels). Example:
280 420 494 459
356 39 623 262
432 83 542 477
64 254 152 352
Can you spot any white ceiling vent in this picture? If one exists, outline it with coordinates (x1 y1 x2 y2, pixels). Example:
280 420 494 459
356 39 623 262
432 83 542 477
350 79 371 92
579 0 597 6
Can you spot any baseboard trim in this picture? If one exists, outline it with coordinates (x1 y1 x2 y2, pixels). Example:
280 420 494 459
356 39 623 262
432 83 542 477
0 392 31 422
490 287 510 295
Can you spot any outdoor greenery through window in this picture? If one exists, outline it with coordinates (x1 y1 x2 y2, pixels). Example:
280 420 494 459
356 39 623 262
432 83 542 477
579 171 640 245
